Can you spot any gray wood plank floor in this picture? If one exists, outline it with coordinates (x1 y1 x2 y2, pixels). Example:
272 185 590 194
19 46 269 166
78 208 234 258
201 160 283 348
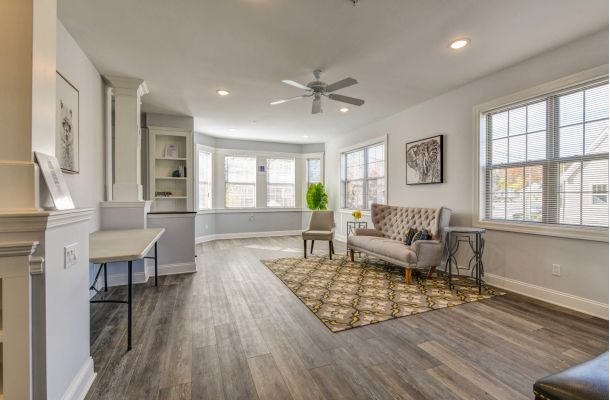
86 236 608 400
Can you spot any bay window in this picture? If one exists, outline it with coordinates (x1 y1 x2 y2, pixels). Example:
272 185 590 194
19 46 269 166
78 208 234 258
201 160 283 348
225 156 256 208
267 158 295 208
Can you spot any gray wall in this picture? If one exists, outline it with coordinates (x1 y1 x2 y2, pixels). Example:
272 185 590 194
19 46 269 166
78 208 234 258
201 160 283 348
195 132 324 153
325 30 609 310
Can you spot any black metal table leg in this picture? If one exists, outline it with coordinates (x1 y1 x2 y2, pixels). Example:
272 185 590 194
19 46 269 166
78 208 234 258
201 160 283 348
103 263 108 292
127 260 132 351
154 242 158 287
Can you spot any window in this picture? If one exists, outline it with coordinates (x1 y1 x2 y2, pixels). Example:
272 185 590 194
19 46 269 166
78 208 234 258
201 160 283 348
197 149 212 209
341 142 385 209
306 159 321 187
225 156 256 208
481 79 608 229
267 158 295 207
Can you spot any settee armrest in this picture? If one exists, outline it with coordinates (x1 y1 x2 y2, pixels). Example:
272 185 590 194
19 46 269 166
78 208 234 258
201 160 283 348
355 228 384 237
411 240 443 267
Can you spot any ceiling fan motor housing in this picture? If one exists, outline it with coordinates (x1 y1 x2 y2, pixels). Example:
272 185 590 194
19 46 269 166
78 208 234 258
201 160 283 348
307 80 327 93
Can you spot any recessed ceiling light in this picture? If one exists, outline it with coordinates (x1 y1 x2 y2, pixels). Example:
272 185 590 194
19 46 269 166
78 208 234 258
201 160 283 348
229 128 237 132
303 135 309 138
216 89 230 96
340 107 349 113
449 38 470 50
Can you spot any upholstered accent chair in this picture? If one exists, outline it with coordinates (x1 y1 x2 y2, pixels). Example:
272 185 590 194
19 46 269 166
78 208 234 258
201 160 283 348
348 203 451 284
302 211 335 260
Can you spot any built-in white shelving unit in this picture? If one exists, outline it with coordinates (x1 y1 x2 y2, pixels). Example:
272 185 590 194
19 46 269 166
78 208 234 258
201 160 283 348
148 126 194 212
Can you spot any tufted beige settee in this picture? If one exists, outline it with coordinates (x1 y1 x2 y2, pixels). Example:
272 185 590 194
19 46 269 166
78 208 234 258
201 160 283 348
348 203 451 284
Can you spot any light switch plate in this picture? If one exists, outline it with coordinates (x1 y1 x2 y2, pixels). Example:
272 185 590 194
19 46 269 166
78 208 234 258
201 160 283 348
552 263 561 276
64 243 78 269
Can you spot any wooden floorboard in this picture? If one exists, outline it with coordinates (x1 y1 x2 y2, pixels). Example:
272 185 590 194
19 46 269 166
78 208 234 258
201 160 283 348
86 236 608 400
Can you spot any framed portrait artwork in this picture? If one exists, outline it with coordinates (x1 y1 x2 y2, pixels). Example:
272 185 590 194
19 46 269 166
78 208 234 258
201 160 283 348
56 71 80 173
406 135 443 185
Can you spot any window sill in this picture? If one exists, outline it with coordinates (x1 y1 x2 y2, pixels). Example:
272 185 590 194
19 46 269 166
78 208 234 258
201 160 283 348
473 219 608 242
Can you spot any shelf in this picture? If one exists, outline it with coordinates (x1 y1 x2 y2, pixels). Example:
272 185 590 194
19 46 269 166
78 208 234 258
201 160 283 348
155 177 187 180
156 157 187 161
155 196 187 200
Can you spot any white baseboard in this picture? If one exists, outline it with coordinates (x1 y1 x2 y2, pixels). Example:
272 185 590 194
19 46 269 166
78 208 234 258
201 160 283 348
157 261 197 275
486 273 609 320
61 356 96 400
196 230 302 244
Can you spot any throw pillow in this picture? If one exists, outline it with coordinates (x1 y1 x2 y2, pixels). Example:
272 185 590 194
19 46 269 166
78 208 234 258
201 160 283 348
412 228 430 242
404 226 417 245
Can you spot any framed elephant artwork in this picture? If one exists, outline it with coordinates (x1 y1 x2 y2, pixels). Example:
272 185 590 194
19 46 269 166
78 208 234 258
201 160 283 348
406 135 443 185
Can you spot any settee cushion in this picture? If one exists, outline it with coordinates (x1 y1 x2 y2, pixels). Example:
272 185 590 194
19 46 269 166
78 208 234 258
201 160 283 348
348 235 417 263
371 203 443 241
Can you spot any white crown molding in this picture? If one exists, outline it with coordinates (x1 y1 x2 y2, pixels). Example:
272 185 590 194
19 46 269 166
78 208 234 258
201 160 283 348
0 241 39 257
196 207 309 215
47 208 94 229
104 75 149 97
29 256 44 275
0 208 94 233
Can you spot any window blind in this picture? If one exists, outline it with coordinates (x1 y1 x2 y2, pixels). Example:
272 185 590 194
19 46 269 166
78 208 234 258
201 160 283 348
267 158 295 208
341 142 385 209
484 79 609 228
197 150 212 209
225 156 256 208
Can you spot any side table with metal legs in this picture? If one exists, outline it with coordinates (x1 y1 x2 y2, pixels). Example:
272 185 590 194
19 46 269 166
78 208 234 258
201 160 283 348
442 227 486 294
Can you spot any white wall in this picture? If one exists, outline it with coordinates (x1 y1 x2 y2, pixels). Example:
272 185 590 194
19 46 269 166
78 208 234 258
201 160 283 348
326 30 609 316
57 21 105 230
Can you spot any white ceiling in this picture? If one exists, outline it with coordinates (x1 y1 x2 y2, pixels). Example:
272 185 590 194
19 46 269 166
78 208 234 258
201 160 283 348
58 0 608 143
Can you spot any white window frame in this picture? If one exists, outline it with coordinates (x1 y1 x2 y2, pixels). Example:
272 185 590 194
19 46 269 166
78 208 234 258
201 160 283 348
339 135 388 211
196 144 213 210
473 65 609 242
306 158 322 187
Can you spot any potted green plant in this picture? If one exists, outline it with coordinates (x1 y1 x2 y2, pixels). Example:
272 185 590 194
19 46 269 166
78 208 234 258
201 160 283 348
306 182 329 210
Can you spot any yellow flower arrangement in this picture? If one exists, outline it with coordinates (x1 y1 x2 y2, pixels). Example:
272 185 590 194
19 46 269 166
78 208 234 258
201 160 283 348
352 210 362 220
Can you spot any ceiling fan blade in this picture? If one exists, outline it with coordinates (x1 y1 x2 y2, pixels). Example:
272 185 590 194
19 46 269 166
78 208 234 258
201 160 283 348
328 93 365 106
312 97 322 114
325 77 358 93
282 80 311 91
270 94 310 105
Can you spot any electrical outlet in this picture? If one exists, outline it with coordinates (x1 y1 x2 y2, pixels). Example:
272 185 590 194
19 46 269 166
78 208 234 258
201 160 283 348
64 243 78 269
552 263 561 276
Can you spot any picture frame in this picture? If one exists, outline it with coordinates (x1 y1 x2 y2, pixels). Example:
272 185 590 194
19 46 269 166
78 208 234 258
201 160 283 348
406 134 443 185
34 152 75 210
56 71 80 173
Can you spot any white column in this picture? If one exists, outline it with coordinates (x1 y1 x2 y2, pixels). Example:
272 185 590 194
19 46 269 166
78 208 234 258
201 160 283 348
104 76 149 202
0 0 56 212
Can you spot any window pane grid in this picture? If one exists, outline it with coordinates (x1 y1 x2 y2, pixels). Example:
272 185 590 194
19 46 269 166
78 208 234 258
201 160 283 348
484 80 608 228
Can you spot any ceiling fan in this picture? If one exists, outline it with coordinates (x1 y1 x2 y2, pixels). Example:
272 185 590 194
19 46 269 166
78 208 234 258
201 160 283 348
270 69 365 114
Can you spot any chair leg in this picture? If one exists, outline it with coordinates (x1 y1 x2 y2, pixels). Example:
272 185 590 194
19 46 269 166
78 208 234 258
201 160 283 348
330 241 335 254
349 248 355 262
328 241 332 260
303 240 307 258
311 240 315 254
405 268 412 285
427 266 436 278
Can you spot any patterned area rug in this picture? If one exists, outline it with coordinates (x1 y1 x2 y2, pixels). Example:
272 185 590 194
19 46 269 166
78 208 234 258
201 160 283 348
262 255 503 332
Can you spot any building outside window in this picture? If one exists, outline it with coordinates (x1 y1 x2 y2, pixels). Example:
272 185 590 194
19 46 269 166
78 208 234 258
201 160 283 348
197 148 212 209
225 156 256 208
306 158 321 187
267 158 295 208
341 142 386 209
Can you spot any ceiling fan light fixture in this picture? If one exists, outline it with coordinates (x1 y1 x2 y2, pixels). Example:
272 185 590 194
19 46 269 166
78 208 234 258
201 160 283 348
449 38 470 50
340 107 349 113
216 89 230 96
